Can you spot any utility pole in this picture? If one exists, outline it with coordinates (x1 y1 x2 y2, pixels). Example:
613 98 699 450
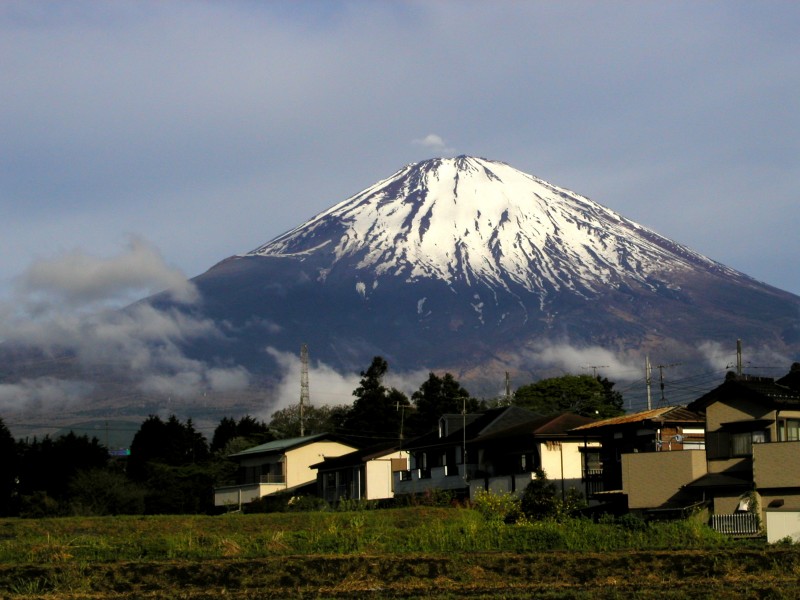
300 344 309 437
586 365 609 379
736 339 743 376
645 355 652 410
655 362 680 408
504 371 511 405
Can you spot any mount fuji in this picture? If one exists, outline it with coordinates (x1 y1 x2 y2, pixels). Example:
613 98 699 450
167 156 799 389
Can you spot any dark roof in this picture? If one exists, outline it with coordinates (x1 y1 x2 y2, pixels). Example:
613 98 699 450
571 406 703 432
687 375 800 414
311 442 401 470
228 432 355 459
475 412 598 443
401 406 542 452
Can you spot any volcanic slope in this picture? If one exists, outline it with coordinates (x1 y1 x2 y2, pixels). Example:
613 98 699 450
180 156 800 383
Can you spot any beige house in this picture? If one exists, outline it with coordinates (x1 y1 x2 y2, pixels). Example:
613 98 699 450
313 444 410 504
214 433 358 508
686 369 800 527
571 406 706 511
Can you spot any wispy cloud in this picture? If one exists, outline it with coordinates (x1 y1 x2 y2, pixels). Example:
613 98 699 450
412 134 455 155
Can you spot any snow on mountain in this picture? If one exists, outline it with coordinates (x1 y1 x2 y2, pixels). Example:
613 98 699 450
249 156 736 303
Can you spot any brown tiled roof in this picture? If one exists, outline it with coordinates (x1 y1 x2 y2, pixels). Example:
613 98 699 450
570 406 703 432
476 412 598 442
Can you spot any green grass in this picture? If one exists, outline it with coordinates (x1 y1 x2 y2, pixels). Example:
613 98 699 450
0 508 793 599
0 507 738 563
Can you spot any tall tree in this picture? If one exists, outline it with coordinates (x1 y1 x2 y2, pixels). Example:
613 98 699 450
342 357 410 441
268 404 350 439
407 372 480 437
514 374 624 418
128 415 213 514
0 418 18 516
128 415 209 481
211 415 272 453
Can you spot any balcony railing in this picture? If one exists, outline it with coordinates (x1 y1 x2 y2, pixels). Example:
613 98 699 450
711 513 760 537
259 473 286 484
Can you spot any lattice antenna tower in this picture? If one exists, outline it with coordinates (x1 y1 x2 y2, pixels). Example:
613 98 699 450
300 344 309 437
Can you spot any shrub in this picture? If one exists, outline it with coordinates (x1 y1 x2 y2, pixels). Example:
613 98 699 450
472 489 522 523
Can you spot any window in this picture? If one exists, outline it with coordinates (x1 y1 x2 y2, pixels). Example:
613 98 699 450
778 419 800 441
731 430 768 457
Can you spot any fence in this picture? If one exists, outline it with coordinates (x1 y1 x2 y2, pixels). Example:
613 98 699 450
711 512 760 536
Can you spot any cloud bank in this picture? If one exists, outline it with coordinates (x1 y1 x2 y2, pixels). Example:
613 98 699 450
0 239 250 411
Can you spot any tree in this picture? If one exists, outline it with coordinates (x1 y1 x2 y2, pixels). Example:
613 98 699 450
211 415 272 453
407 372 480 437
68 468 147 516
514 374 624 418
17 432 108 501
128 415 210 481
268 404 350 439
128 415 214 514
342 356 410 441
0 418 18 516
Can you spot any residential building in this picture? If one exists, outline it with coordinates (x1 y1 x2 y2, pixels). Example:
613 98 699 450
213 433 358 509
313 443 409 504
686 369 800 529
393 406 600 500
571 406 706 510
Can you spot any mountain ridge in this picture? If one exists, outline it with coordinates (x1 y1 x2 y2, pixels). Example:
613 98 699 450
3 156 799 434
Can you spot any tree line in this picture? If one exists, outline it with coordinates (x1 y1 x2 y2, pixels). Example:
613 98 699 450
0 357 623 517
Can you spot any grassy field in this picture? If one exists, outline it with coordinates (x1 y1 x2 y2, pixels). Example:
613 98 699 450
0 507 797 598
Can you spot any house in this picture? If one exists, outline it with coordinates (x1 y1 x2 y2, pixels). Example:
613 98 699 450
571 406 706 511
392 406 600 500
213 433 358 509
685 369 800 538
312 443 410 504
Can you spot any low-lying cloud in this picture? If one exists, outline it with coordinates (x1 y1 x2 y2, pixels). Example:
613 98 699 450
16 236 197 310
1 239 251 410
518 342 643 383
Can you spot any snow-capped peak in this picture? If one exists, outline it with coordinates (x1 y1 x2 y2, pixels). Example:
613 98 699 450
248 156 730 297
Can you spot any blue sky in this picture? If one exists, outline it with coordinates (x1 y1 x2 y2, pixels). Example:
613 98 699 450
2 1 799 300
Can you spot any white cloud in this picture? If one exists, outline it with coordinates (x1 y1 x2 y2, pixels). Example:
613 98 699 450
16 236 197 309
263 347 360 418
0 239 251 407
262 346 440 421
519 342 643 383
0 378 94 413
412 133 455 155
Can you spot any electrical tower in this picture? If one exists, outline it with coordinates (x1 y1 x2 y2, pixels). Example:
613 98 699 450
300 344 309 437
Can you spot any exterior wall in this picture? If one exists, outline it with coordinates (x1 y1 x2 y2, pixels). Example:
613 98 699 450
364 451 409 500
393 464 469 496
285 441 356 489
539 441 590 482
765 511 800 543
754 441 800 489
706 398 774 474
622 449 707 509
706 397 772 431
214 483 283 507
469 474 583 500
712 492 744 515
